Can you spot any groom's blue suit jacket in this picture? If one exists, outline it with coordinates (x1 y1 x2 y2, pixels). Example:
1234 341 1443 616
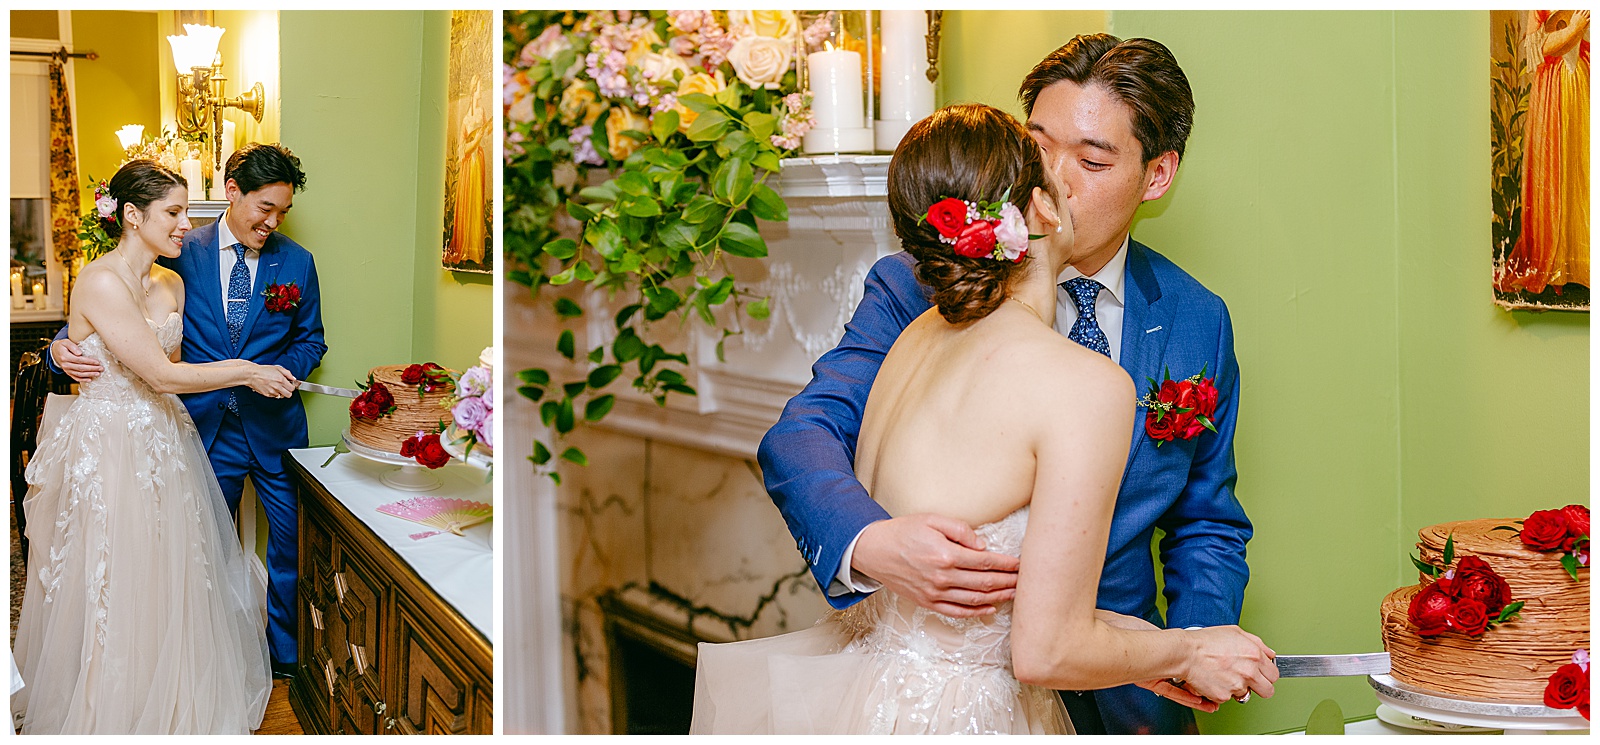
163 221 326 458
758 240 1251 631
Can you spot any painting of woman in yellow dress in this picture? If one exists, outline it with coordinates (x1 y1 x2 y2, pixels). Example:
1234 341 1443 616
444 10 493 273
1493 10 1589 310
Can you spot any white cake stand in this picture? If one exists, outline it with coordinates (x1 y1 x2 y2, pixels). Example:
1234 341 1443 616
341 429 441 492
1369 674 1591 734
441 424 493 471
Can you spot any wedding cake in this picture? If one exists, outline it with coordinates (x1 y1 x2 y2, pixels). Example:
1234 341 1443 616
348 364 455 454
1379 516 1590 703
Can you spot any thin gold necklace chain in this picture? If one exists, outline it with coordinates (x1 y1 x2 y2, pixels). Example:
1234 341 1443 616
1010 297 1046 325
115 247 150 297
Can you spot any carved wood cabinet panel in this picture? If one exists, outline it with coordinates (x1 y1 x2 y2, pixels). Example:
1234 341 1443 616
287 458 493 735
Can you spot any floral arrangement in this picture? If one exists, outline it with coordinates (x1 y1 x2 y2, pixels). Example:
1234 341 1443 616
401 431 453 470
1544 649 1590 720
447 362 494 458
505 10 830 480
76 179 119 262
1497 505 1590 580
349 375 397 421
1407 535 1524 638
920 192 1031 262
264 282 302 313
1138 366 1221 446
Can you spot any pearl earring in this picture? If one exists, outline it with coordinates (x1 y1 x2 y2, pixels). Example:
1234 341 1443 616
1055 224 1062 234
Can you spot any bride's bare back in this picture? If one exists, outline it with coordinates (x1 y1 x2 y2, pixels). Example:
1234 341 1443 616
855 301 1134 528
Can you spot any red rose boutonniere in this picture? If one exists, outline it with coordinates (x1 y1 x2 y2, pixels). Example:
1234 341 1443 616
400 430 452 470
1407 534 1525 639
1494 504 1589 580
1137 365 1221 447
264 282 301 313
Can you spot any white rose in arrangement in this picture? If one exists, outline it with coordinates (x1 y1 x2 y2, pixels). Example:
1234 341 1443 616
637 51 690 85
728 10 797 42
727 35 792 90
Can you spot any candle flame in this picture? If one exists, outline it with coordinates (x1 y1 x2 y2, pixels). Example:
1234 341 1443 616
824 41 834 52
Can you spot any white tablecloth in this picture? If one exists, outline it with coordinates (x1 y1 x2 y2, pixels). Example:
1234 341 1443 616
289 447 493 643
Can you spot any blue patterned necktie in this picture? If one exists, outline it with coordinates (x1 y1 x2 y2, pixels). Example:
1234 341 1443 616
225 243 250 413
1063 277 1112 358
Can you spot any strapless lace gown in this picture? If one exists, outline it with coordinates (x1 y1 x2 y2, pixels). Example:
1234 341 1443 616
691 507 1071 734
12 313 271 734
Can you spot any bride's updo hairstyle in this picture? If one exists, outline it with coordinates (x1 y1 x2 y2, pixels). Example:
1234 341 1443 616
887 103 1052 325
104 159 186 240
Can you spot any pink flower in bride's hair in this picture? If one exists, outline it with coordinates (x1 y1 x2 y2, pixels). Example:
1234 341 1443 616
994 202 1029 261
96 194 118 221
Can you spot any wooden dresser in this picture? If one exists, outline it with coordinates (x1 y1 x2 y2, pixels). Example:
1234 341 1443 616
285 453 493 735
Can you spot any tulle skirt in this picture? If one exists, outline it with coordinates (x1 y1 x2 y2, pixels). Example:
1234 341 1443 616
13 392 271 734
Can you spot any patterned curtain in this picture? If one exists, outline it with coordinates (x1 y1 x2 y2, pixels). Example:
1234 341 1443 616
47 49 83 305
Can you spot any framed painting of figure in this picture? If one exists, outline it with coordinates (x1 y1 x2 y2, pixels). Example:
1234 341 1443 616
443 9 494 273
1490 9 1589 311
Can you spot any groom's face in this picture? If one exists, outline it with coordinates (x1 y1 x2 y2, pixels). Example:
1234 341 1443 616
1026 81 1154 263
224 180 294 250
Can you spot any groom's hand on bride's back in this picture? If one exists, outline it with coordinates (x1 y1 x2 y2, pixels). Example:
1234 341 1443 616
853 514 1021 617
50 339 104 383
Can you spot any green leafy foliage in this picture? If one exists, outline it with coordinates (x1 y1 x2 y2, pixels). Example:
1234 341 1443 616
505 11 797 479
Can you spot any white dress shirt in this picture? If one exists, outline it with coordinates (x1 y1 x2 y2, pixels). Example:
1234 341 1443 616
217 213 260 317
828 236 1134 597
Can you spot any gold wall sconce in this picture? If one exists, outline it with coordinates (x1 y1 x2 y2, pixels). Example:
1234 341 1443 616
168 23 264 165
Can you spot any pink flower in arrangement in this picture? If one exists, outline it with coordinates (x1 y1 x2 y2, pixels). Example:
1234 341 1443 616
568 125 603 166
478 411 494 449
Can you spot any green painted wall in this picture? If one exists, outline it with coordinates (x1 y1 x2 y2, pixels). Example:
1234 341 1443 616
69 11 161 202
279 10 492 446
937 10 1106 119
945 10 1589 734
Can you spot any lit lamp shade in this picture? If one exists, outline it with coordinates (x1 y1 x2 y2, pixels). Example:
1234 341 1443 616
167 24 224 71
115 124 144 150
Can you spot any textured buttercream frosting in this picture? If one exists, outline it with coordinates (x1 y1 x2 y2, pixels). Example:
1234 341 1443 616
1379 519 1590 702
348 365 456 454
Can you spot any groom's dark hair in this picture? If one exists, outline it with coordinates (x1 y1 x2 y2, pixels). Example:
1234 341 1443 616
226 143 307 195
1019 33 1194 164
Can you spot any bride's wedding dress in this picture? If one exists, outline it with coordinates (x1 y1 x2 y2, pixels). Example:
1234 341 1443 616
691 507 1072 734
12 313 271 734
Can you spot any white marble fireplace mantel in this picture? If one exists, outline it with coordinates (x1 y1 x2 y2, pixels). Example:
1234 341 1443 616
508 155 899 461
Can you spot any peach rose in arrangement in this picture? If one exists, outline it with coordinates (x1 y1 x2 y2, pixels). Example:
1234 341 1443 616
638 50 690 85
728 10 797 42
605 107 652 160
674 70 728 132
727 35 791 90
559 84 604 127
625 28 665 66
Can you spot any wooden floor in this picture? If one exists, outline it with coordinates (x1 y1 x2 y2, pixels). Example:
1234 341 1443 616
256 680 304 735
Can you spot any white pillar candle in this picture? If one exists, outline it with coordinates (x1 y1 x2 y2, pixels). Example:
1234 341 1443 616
181 157 204 202
11 273 25 309
876 10 935 152
809 47 863 130
32 279 46 308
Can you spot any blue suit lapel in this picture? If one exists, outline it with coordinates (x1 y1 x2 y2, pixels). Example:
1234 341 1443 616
1117 241 1174 476
189 222 227 337
236 235 277 351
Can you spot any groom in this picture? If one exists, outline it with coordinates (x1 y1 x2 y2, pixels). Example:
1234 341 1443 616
760 34 1250 735
51 143 326 680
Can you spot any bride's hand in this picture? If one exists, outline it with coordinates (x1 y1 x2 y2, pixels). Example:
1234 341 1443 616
1091 611 1219 712
1178 625 1278 704
853 514 1020 618
246 364 297 399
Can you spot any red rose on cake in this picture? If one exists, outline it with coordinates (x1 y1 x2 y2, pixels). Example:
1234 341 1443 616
1446 598 1489 637
1522 509 1571 551
1447 556 1513 614
402 431 452 469
349 379 397 420
1407 583 1455 638
1543 656 1589 720
1560 504 1590 551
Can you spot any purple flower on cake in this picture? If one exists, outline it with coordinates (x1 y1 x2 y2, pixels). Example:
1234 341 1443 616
478 411 494 449
458 365 491 399
452 396 490 433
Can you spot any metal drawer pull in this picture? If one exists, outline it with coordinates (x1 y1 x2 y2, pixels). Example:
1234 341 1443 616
385 717 397 731
372 700 387 716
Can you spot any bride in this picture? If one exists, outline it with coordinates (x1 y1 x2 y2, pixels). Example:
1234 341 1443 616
12 160 294 734
691 105 1278 734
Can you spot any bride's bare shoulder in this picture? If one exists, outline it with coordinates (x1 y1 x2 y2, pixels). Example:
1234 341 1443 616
1001 322 1136 421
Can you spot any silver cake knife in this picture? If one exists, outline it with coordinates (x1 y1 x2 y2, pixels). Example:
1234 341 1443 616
296 381 361 398
1275 652 1390 677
